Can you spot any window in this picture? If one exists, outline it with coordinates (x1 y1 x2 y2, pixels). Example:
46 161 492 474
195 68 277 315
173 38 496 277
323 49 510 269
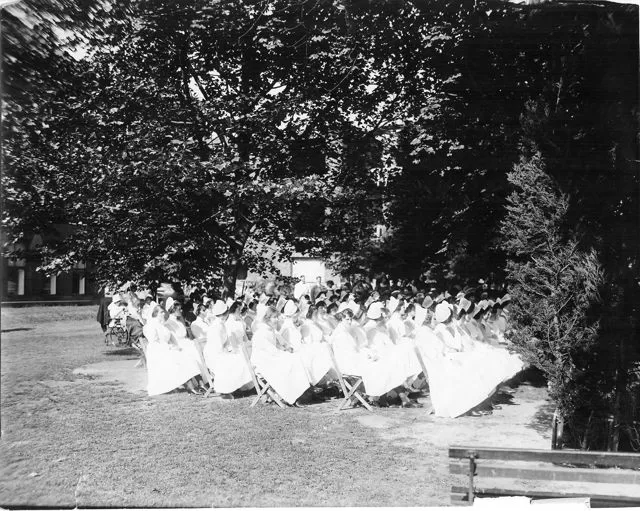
17 269 25 295
72 272 86 295
49 274 57 295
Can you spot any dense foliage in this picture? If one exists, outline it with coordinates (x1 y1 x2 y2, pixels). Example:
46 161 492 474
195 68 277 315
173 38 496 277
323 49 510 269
2 0 638 449
3 0 473 292
501 154 606 444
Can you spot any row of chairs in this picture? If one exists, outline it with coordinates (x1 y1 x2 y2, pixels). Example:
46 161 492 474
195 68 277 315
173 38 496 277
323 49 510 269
131 335 428 411
238 342 428 412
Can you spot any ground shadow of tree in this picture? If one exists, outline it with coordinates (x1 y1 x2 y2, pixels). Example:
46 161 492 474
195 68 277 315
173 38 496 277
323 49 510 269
528 400 555 440
103 347 138 356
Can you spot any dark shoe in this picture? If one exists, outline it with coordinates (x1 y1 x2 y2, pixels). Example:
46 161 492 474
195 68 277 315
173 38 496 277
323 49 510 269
401 402 417 408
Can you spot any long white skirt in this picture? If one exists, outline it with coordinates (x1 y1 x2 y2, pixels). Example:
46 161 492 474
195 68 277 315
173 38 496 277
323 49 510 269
212 351 254 394
420 342 525 418
296 343 334 385
175 337 210 382
333 345 366 377
358 348 405 397
251 349 310 404
146 341 201 396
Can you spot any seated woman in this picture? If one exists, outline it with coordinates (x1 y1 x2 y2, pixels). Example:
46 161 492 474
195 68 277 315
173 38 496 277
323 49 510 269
300 305 325 344
123 292 146 343
250 306 311 406
432 302 465 352
190 303 210 340
420 302 518 418
313 300 336 336
203 300 253 399
141 305 203 396
107 294 128 329
225 300 249 346
356 303 422 408
165 298 210 387
329 305 370 377
281 301 334 388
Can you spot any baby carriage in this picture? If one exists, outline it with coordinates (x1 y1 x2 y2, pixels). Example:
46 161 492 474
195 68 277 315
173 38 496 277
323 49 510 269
105 307 130 346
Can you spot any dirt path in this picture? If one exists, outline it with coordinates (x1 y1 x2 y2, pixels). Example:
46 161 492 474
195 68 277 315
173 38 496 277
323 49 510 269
74 358 147 394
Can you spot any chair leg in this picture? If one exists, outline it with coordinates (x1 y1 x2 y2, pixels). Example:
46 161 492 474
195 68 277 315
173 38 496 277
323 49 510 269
340 378 373 412
265 387 286 408
251 380 271 407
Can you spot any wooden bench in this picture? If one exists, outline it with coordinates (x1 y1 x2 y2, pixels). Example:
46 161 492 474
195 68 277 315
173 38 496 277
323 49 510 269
449 445 640 507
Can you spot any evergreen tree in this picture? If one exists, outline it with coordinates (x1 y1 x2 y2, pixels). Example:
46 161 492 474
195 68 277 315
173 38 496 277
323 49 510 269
501 153 605 446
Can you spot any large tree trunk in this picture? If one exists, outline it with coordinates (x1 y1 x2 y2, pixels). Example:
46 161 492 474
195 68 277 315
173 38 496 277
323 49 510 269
552 408 564 450
222 249 242 299
221 217 253 299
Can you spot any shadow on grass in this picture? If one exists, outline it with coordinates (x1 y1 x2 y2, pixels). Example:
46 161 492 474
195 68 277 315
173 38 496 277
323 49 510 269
502 366 547 390
492 390 516 407
103 347 138 356
484 366 548 410
1 328 34 333
528 400 555 439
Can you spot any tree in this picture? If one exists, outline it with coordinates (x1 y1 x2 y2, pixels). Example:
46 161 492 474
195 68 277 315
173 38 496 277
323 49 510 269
501 153 605 447
3 0 473 293
370 1 638 293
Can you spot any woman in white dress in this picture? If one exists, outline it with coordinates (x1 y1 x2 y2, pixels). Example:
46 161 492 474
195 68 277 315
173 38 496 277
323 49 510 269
225 300 249 347
204 300 253 399
360 302 422 407
421 302 512 417
282 301 334 387
190 304 210 340
462 302 488 343
141 306 202 396
330 305 373 377
250 306 311 406
164 298 210 387
314 300 336 336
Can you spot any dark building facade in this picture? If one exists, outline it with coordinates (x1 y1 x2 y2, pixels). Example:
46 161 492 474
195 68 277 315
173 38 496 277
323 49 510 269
2 231 99 304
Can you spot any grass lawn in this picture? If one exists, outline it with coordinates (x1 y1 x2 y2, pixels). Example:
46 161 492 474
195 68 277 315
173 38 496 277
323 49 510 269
1 306 454 508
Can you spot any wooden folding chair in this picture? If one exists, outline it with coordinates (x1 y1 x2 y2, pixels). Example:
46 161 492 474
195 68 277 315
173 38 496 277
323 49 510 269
191 338 215 396
133 337 148 368
412 342 433 414
240 342 286 408
326 343 372 411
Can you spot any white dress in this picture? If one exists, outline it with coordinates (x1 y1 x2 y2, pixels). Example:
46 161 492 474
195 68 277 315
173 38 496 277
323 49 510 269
417 322 525 418
329 322 367 377
142 318 201 396
250 323 310 404
353 323 414 397
166 316 209 379
368 322 421 382
283 318 333 386
387 313 410 344
204 317 253 394
190 316 209 340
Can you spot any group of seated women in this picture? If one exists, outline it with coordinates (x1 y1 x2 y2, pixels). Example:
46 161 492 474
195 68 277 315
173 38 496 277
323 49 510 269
108 283 522 415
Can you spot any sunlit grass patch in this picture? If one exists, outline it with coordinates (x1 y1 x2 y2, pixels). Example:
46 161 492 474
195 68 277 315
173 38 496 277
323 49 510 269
0 306 448 507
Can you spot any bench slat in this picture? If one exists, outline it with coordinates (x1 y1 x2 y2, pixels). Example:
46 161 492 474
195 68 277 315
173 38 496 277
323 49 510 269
451 485 640 506
450 492 469 506
449 461 640 485
449 446 640 470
